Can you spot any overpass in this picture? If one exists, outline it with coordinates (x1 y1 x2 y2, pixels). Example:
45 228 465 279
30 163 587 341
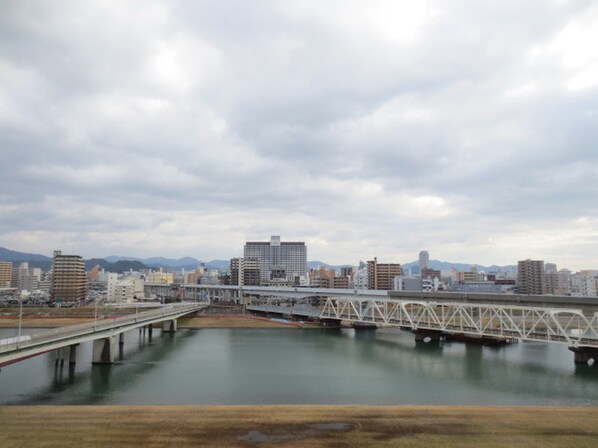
144 284 598 364
0 303 205 367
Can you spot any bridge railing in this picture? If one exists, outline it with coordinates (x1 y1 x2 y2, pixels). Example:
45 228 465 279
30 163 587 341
320 298 598 347
0 304 202 353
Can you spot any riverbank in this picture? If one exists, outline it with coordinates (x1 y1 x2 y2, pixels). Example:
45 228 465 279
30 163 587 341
1 405 597 447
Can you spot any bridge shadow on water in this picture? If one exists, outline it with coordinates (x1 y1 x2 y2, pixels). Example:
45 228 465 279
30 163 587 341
5 329 197 405
336 328 598 404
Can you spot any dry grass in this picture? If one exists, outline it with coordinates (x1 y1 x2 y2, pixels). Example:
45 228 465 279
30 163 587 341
0 318 93 328
1 405 597 447
0 314 300 329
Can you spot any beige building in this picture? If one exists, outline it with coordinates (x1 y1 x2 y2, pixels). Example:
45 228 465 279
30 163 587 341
50 250 88 303
147 271 175 284
0 261 12 288
367 258 402 290
184 268 204 285
517 259 545 295
456 268 485 283
113 281 135 303
310 266 335 288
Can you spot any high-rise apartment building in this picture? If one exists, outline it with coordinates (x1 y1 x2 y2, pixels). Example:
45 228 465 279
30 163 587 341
0 261 12 288
544 262 558 294
367 257 402 290
419 251 429 271
50 250 88 303
243 236 306 285
13 262 42 292
230 257 261 286
517 259 545 295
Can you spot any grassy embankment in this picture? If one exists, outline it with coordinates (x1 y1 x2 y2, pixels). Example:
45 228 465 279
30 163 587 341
0 308 300 329
1 405 598 447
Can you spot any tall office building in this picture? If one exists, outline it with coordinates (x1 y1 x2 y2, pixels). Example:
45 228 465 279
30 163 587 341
0 261 12 288
243 236 306 285
419 251 429 271
50 250 88 303
517 259 545 295
367 257 402 290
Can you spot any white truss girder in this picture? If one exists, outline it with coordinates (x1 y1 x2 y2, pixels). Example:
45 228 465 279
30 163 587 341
321 298 598 347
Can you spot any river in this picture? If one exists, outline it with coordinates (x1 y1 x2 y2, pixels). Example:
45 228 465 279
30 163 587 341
1 327 597 405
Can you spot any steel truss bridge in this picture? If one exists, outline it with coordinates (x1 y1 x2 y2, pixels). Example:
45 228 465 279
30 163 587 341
319 297 598 347
152 284 598 363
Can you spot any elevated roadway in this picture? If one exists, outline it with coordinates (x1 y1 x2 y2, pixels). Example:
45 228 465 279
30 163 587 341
0 303 205 367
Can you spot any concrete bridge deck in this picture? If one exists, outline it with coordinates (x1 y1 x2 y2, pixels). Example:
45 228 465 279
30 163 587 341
0 303 204 367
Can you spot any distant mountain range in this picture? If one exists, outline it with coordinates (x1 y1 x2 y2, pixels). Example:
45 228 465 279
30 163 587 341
402 260 517 275
105 255 229 271
0 247 228 272
0 247 517 275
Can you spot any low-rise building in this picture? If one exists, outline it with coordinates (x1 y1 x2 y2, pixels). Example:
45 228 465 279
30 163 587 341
147 271 175 285
367 258 401 290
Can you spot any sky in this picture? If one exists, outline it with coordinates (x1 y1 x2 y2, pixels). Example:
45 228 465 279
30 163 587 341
0 1 597 270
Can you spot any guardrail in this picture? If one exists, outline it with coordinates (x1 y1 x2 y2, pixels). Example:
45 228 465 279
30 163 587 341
0 304 202 354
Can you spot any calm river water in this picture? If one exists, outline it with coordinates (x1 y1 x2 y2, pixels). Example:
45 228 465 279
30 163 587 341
1 327 597 405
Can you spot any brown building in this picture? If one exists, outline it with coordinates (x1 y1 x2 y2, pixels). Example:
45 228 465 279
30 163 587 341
367 257 401 290
0 261 12 288
421 267 441 280
333 276 350 289
310 266 335 288
50 250 88 303
517 259 545 295
89 264 100 282
230 257 261 286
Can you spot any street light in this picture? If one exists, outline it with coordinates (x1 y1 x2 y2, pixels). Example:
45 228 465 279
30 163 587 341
14 297 23 349
94 297 98 331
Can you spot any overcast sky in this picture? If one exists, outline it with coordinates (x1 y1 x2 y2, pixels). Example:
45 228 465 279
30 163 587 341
1 1 597 269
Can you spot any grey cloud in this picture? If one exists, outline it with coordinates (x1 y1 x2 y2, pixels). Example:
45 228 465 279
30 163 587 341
1 1 597 267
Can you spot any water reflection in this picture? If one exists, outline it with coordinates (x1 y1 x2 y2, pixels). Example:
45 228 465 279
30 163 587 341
0 327 597 406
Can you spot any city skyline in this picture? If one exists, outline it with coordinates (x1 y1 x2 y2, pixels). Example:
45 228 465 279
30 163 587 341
1 2 597 271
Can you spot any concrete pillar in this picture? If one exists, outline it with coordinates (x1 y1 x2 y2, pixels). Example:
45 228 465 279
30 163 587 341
353 322 378 330
119 332 125 346
69 344 77 365
163 319 178 332
92 336 116 364
569 346 598 364
413 329 442 343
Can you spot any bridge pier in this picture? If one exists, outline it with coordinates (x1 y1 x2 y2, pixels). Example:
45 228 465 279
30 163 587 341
162 319 178 332
569 346 598 364
69 344 78 365
320 318 341 328
92 336 116 364
413 329 443 344
55 347 65 367
119 333 125 346
353 322 377 330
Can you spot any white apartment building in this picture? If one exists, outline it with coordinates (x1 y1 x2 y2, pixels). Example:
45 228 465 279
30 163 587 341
106 273 119 301
107 273 144 302
571 272 598 297
243 236 307 285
